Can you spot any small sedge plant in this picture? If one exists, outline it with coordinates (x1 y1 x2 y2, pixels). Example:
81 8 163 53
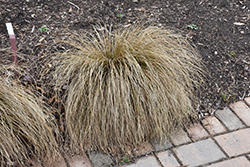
117 13 122 18
120 156 130 163
187 24 198 30
227 51 236 58
221 93 235 102
39 25 48 33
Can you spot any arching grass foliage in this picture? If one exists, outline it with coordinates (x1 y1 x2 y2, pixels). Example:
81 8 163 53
0 77 59 166
49 24 203 153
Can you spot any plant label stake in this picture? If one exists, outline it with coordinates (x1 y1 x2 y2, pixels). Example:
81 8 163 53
6 23 18 67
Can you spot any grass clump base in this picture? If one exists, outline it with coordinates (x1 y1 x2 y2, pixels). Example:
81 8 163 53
0 76 59 166
50 23 203 154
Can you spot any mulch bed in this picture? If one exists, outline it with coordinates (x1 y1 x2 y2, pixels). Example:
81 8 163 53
0 0 249 163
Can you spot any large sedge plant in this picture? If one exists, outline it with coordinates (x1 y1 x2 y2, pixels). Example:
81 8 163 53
49 23 203 153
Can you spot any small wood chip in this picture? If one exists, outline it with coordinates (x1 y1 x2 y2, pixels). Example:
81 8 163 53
233 22 245 26
35 43 42 47
69 7 72 13
39 37 45 43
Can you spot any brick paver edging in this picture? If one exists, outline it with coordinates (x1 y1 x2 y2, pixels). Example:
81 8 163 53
25 97 250 167
123 97 250 167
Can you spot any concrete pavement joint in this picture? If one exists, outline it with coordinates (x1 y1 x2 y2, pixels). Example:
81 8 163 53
85 152 94 167
210 136 230 158
214 128 250 157
169 148 184 166
244 98 250 108
168 127 193 148
150 137 173 152
172 138 226 166
207 138 230 160
214 107 245 131
246 154 250 161
229 102 248 127
206 156 250 167
60 151 71 167
161 134 185 166
196 157 228 167
200 152 250 167
153 152 165 167
151 127 192 167
183 125 196 143
199 119 230 159
213 113 231 132
210 126 249 138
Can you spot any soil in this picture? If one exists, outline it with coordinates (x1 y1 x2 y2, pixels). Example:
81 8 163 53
0 0 249 164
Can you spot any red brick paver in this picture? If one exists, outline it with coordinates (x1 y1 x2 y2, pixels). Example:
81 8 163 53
42 154 67 167
214 128 250 157
88 152 113 167
229 101 250 126
133 142 155 157
123 155 161 167
215 107 245 130
24 158 42 167
202 116 227 135
170 127 191 146
65 153 93 167
123 99 250 167
207 156 250 167
156 150 180 167
245 97 250 106
186 123 209 141
151 137 172 152
173 138 226 166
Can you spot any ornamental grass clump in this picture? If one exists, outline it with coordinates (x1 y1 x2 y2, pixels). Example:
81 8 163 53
50 24 203 153
0 78 59 166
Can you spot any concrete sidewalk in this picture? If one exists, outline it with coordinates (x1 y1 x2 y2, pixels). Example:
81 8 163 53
27 97 250 167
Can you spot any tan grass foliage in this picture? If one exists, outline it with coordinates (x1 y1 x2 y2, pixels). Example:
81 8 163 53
0 76 59 166
50 24 203 153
